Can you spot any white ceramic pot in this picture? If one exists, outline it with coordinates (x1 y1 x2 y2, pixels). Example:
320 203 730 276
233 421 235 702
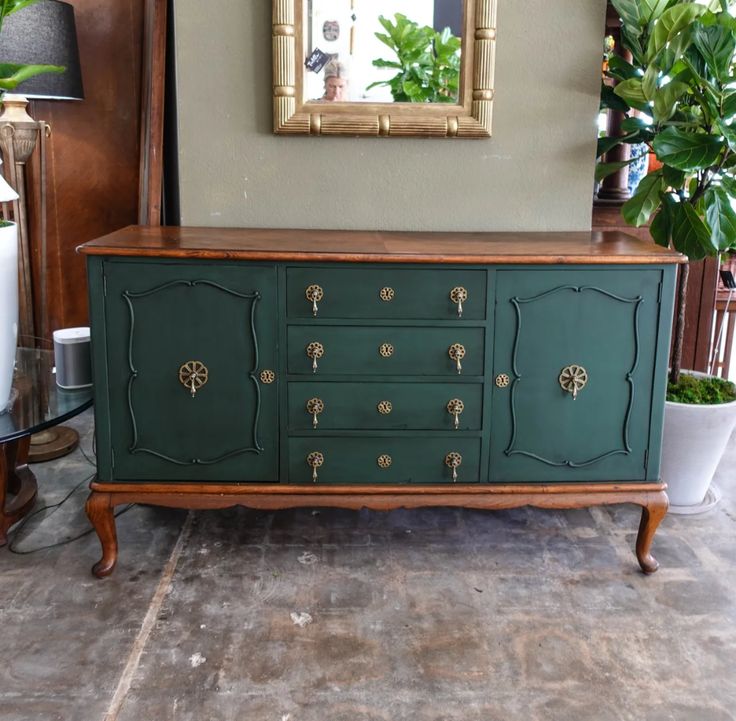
0 221 18 413
661 372 736 507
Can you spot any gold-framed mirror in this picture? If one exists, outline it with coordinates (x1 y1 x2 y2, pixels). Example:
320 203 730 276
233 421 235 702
272 0 496 137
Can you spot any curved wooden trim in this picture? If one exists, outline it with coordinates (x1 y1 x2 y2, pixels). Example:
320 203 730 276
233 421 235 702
272 0 496 137
86 483 669 576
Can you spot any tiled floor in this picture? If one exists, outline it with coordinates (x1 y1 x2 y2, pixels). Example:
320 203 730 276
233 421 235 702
1 409 735 721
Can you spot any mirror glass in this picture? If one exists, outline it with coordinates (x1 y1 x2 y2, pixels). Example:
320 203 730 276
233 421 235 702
303 0 464 105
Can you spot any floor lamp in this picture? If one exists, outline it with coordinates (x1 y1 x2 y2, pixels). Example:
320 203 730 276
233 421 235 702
0 0 84 461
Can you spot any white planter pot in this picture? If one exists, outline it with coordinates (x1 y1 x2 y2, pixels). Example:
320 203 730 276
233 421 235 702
661 372 736 508
0 222 18 413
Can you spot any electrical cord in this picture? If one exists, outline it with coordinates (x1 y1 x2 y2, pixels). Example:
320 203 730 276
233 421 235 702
7 435 132 555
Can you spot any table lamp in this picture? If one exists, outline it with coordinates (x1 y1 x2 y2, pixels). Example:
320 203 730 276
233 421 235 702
0 0 84 458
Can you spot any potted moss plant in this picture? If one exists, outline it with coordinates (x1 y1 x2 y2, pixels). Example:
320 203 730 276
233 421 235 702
0 0 63 411
597 0 736 509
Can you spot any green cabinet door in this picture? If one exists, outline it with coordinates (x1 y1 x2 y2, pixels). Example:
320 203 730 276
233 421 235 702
490 268 667 483
102 260 278 481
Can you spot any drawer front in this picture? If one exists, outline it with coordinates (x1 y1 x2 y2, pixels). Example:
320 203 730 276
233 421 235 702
102 260 279 482
288 437 482 484
287 326 485 376
288 382 483 431
287 267 487 319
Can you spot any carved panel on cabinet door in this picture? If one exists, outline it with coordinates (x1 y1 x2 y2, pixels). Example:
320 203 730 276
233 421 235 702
122 279 264 465
504 284 642 468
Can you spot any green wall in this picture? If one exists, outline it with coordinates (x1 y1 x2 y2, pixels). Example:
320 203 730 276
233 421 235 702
173 0 607 231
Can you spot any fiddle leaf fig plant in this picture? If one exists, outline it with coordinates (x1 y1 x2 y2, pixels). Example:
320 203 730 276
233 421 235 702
598 0 736 391
368 13 461 103
0 0 64 93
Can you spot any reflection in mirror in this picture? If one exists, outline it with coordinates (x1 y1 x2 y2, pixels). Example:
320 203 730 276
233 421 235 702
304 0 464 104
272 0 497 137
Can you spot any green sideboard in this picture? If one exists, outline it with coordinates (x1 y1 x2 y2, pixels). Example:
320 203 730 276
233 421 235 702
80 226 683 577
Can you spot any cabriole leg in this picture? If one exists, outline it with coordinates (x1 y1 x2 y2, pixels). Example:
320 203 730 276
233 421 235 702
86 491 118 578
635 491 669 574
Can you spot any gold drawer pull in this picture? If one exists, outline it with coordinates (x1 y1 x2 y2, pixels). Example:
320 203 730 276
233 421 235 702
377 454 392 468
448 343 465 374
379 343 394 358
307 451 324 482
445 452 463 482
305 284 324 316
306 341 324 373
178 360 208 398
495 373 510 388
260 369 276 384
306 397 324 428
379 287 395 302
447 398 464 429
559 364 588 400
450 286 468 317
377 400 393 415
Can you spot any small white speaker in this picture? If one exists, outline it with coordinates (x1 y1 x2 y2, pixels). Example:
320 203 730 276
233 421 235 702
53 327 92 389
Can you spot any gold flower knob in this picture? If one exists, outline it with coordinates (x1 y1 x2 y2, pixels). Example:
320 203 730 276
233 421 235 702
379 343 394 358
377 400 393 415
448 343 466 374
178 361 209 397
450 287 468 317
445 452 463 482
305 284 324 316
377 454 392 468
559 364 588 400
306 451 324 482
447 398 464 429
306 341 325 373
306 397 325 428
379 287 395 302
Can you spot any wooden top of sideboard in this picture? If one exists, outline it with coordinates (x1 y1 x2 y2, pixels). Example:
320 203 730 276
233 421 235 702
79 225 686 265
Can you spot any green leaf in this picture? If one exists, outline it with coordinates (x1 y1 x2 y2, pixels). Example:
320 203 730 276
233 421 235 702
705 186 736 251
723 91 736 119
648 4 707 61
622 171 663 226
600 83 631 112
642 65 659 101
650 194 677 247
595 158 637 182
611 0 643 33
693 22 736 82
671 202 715 259
0 62 64 90
642 0 672 25
606 55 639 81
622 25 647 66
613 78 649 111
597 136 625 158
621 117 651 133
652 126 723 170
652 80 690 122
663 164 686 188
716 119 736 153
720 174 736 197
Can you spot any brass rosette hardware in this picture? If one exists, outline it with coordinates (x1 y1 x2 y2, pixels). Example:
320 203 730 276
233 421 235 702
178 361 209 398
448 343 466 374
259 369 276 384
559 364 588 400
306 397 325 428
445 452 463 482
306 451 324 482
447 398 464 429
379 343 394 358
450 286 468 317
377 454 392 469
377 400 393 415
495 373 510 388
306 341 325 373
379 287 395 302
305 284 324 316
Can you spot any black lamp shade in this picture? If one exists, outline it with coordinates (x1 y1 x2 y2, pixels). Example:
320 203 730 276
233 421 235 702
0 0 84 100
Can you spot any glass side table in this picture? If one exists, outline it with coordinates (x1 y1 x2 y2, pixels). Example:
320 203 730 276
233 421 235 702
0 346 93 544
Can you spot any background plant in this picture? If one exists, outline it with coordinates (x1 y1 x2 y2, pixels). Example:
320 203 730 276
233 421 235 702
0 0 63 93
368 13 461 103
598 0 736 386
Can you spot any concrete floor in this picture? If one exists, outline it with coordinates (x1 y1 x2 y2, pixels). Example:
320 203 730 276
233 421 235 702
1 409 735 721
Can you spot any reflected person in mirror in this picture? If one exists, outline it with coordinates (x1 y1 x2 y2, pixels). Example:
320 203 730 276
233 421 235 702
317 60 349 102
